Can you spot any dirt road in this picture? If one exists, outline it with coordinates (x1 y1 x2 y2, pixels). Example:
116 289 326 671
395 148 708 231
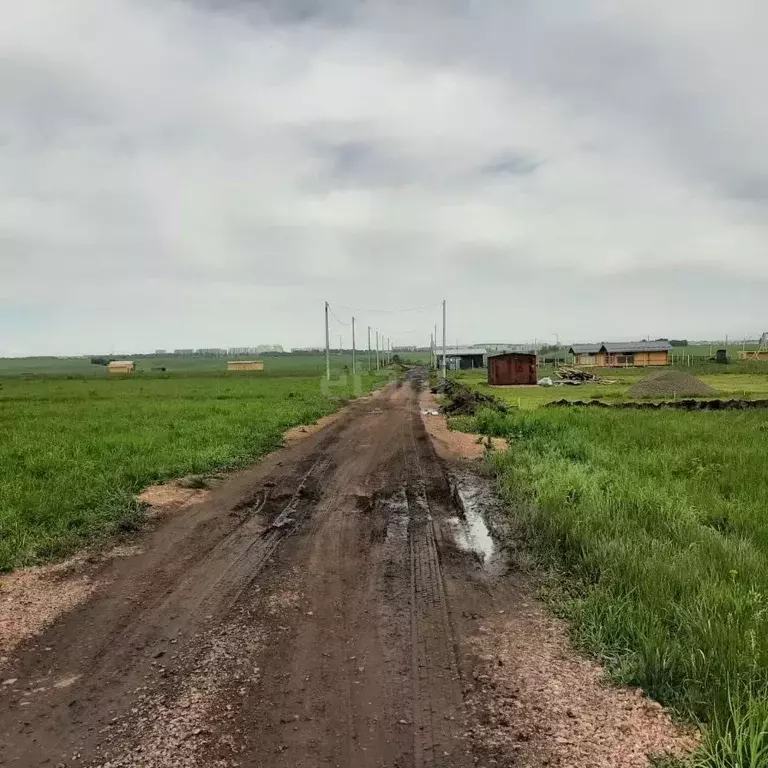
0 373 486 767
0 372 694 768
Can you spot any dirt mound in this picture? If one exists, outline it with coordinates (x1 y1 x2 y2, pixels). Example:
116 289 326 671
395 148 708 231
627 370 718 399
435 379 508 416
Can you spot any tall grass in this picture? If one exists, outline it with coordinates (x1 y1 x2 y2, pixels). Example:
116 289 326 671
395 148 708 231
0 373 381 571
459 405 768 766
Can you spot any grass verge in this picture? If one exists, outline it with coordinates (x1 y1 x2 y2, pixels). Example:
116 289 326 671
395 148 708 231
451 398 768 767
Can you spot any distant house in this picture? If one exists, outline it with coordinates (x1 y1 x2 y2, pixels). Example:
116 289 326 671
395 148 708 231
107 360 136 375
569 341 672 368
569 344 603 367
227 360 265 372
440 347 487 370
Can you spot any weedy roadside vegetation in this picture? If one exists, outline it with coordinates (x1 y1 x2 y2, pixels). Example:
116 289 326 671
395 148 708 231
448 372 768 767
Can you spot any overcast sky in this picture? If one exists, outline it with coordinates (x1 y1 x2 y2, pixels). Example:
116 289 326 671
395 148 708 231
2 1 767 355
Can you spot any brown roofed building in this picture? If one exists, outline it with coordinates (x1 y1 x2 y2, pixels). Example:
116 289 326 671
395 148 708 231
569 341 672 368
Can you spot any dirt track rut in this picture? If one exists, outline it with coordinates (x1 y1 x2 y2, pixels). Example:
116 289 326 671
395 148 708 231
0 374 495 767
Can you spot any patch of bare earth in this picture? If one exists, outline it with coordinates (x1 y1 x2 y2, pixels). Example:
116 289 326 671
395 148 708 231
138 484 210 519
265 586 303 615
0 546 147 668
420 390 507 461
92 573 307 767
465 603 699 767
92 617 265 768
0 559 97 665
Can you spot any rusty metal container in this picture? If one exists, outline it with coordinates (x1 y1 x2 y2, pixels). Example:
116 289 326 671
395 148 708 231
488 353 537 386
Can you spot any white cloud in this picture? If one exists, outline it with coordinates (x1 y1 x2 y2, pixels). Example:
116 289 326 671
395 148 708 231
1 0 767 354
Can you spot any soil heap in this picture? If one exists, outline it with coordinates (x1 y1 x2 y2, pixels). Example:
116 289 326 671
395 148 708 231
627 370 718 399
436 379 508 416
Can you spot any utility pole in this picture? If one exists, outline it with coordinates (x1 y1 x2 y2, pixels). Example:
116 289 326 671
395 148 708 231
430 332 434 369
376 331 380 370
368 326 372 372
324 302 331 381
442 299 447 378
434 324 438 369
352 317 356 375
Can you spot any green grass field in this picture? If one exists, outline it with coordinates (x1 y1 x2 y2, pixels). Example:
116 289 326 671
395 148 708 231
0 352 399 378
451 370 768 766
0 362 390 572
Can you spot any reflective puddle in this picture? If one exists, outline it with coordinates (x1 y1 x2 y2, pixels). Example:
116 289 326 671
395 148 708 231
446 472 498 566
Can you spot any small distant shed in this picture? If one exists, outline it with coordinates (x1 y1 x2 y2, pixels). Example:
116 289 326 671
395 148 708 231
107 360 136 375
488 353 537 386
227 360 265 372
440 347 486 371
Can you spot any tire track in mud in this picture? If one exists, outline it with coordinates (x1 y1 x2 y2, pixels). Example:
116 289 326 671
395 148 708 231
219 455 334 606
403 408 470 768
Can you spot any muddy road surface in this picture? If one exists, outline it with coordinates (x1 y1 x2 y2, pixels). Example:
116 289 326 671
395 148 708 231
1 372 507 768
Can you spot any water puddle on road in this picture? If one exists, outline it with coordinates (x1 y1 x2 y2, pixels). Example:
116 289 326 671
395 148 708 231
370 474 505 574
445 470 505 573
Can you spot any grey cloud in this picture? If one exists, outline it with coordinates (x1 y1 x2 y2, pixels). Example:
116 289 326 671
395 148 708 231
321 140 414 187
725 176 768 202
1 0 767 355
481 154 541 177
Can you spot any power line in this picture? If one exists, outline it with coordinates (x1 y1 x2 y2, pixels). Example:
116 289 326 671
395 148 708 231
335 302 441 315
327 306 352 327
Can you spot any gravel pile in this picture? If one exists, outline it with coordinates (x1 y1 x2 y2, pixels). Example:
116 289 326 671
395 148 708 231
627 370 718 399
